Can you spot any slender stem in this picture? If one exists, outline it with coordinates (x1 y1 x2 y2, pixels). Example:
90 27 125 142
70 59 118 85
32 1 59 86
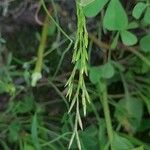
52 42 73 79
31 15 49 86
51 0 61 42
34 15 49 73
41 0 73 43
88 33 150 67
97 80 114 150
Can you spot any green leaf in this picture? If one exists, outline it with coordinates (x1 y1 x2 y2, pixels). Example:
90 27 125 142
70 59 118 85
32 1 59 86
100 62 115 79
89 62 115 84
14 95 34 114
0 81 15 95
115 97 143 133
8 121 21 142
113 132 134 150
80 125 98 150
140 34 150 52
89 66 101 84
120 30 137 46
132 2 147 19
127 22 139 29
83 0 108 17
143 7 150 24
103 0 128 30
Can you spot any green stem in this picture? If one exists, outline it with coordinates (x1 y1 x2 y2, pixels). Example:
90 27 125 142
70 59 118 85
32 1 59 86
35 16 49 73
32 15 49 86
52 42 73 79
41 0 73 43
97 80 114 150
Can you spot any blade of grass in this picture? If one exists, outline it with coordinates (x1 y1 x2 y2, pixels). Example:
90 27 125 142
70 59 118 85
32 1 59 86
31 113 41 150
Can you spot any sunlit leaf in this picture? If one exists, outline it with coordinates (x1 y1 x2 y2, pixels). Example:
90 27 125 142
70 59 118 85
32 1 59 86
103 0 128 30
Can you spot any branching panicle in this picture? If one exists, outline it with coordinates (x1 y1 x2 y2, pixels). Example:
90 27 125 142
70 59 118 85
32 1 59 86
66 2 90 115
66 2 90 150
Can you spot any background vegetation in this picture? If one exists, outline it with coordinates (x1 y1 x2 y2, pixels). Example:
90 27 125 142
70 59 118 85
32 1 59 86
0 0 150 150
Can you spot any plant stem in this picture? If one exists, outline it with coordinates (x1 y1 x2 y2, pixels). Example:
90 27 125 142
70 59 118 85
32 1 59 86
31 15 49 86
89 33 150 67
34 15 49 73
41 0 73 43
97 80 114 150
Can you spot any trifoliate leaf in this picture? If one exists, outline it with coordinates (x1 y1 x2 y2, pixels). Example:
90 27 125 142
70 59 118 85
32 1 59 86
89 62 115 84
